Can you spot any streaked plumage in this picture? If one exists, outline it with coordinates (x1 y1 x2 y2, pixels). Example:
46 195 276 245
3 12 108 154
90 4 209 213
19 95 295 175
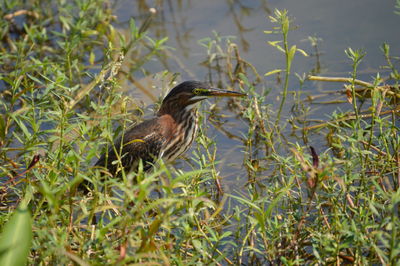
94 80 245 176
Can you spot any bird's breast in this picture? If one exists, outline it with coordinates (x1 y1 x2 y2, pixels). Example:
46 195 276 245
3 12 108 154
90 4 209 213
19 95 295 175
160 111 198 162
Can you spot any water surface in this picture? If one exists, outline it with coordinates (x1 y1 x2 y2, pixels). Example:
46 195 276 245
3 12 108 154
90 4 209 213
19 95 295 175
113 0 400 190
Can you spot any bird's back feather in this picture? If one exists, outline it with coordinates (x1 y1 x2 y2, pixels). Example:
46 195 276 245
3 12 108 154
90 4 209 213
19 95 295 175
95 117 166 175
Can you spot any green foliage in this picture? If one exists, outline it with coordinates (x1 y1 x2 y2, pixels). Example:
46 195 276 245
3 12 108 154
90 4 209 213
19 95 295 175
0 199 32 266
265 9 308 126
0 2 399 265
395 0 400 15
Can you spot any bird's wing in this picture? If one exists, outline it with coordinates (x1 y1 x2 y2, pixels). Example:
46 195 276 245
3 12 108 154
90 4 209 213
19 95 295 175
95 118 166 175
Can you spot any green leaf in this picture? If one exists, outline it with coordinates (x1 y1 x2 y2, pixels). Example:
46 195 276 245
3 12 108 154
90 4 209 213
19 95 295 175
238 73 251 86
12 116 31 139
265 69 283 76
288 45 297 61
192 239 204 253
265 190 286 218
227 194 262 212
0 206 32 266
129 18 138 39
89 51 95 65
296 48 309 57
267 41 285 53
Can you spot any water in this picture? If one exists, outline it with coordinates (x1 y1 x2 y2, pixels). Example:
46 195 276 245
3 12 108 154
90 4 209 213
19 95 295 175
115 0 400 77
113 0 400 190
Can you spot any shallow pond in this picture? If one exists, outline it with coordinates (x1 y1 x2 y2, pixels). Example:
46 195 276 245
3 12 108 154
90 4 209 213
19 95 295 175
115 0 400 190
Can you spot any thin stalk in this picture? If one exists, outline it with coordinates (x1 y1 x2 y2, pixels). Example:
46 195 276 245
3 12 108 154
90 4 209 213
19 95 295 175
275 22 291 126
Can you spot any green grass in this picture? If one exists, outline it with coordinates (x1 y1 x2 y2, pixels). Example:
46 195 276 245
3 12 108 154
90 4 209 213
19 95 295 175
1 1 400 265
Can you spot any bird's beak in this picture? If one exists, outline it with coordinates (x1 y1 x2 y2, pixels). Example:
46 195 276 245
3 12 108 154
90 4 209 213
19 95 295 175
207 88 247 97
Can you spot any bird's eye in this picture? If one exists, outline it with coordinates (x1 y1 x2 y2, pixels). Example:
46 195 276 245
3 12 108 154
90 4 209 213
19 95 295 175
193 88 202 95
193 88 207 95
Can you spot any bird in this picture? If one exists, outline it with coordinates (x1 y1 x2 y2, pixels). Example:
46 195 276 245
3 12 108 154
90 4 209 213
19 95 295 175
93 80 246 179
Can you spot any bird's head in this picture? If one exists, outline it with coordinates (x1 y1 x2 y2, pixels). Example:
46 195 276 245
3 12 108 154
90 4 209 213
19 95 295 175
158 80 246 116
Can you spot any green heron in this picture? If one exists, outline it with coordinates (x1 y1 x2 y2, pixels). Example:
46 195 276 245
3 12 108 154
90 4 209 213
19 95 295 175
94 80 246 177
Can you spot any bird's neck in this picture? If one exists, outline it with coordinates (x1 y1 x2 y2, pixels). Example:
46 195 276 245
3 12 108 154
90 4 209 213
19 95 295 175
158 108 199 162
158 104 198 124
159 109 197 124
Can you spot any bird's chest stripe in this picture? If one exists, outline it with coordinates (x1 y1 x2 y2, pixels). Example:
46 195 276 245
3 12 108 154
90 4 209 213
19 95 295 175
162 113 197 161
